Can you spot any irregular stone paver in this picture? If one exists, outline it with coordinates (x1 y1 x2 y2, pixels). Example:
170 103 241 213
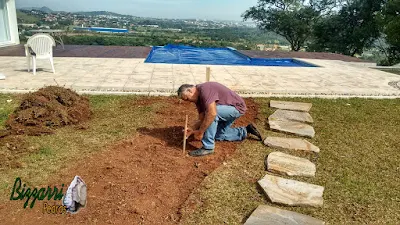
244 205 325 225
270 100 312 112
264 136 320 153
266 152 316 177
258 174 324 207
269 120 315 138
269 109 314 123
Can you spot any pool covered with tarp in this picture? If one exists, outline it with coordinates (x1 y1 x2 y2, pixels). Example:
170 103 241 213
144 45 317 67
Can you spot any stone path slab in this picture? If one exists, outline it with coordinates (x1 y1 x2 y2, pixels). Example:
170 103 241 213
266 152 316 177
270 100 312 112
264 137 320 153
244 205 325 225
258 174 324 207
269 120 315 138
269 109 314 123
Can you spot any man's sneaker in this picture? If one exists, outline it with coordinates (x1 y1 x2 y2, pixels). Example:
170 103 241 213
189 148 214 157
246 123 262 141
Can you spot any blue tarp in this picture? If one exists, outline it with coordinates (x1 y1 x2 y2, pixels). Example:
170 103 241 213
145 45 317 67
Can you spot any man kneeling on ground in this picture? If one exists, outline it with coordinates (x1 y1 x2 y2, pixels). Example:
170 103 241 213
178 82 262 157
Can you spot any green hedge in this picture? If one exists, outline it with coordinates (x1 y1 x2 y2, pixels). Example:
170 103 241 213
62 35 253 50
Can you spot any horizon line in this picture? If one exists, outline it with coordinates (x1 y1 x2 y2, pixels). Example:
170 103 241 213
17 6 252 22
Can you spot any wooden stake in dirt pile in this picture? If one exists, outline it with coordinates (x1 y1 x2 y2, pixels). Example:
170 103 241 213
183 115 188 154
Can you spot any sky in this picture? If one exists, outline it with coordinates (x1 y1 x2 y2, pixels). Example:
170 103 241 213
16 0 259 21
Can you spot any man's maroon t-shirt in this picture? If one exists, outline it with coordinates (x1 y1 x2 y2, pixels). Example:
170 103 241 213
195 82 247 114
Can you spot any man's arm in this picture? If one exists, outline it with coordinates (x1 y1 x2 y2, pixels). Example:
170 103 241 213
192 113 205 130
199 112 205 121
186 103 217 140
199 102 217 133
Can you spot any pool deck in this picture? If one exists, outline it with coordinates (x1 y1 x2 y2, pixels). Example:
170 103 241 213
0 55 399 98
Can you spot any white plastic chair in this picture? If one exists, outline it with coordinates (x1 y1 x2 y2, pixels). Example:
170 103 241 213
24 33 56 75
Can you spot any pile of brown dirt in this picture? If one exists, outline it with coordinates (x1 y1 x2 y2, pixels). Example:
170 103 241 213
5 86 91 136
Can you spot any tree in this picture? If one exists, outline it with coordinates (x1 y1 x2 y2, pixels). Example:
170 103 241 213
379 0 400 65
309 0 385 56
58 20 73 26
242 0 336 51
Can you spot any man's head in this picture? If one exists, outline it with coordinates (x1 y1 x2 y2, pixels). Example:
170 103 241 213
177 84 199 102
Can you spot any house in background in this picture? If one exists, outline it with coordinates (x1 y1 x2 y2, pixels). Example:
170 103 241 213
0 0 19 47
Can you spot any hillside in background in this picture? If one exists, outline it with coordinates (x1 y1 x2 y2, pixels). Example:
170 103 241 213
19 6 53 13
16 10 40 24
75 11 128 17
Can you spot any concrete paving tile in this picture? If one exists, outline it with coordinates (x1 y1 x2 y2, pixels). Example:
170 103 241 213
135 65 154 70
103 76 130 83
72 82 103 90
98 80 127 88
130 76 152 83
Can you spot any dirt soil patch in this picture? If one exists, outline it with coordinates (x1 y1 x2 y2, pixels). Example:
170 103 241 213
0 136 39 169
0 97 258 225
5 86 91 136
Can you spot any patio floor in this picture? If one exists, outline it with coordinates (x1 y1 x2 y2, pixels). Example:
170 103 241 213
0 55 399 98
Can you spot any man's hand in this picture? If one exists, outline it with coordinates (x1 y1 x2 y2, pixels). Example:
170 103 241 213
185 129 204 140
185 127 193 139
192 130 204 141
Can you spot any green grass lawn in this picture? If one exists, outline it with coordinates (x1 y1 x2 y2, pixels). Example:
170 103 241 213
182 97 400 224
0 94 399 224
0 94 20 130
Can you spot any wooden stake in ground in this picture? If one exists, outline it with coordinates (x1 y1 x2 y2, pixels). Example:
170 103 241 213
206 67 211 82
183 115 188 154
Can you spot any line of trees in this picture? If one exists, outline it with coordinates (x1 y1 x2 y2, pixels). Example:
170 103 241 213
62 34 255 50
243 0 400 65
